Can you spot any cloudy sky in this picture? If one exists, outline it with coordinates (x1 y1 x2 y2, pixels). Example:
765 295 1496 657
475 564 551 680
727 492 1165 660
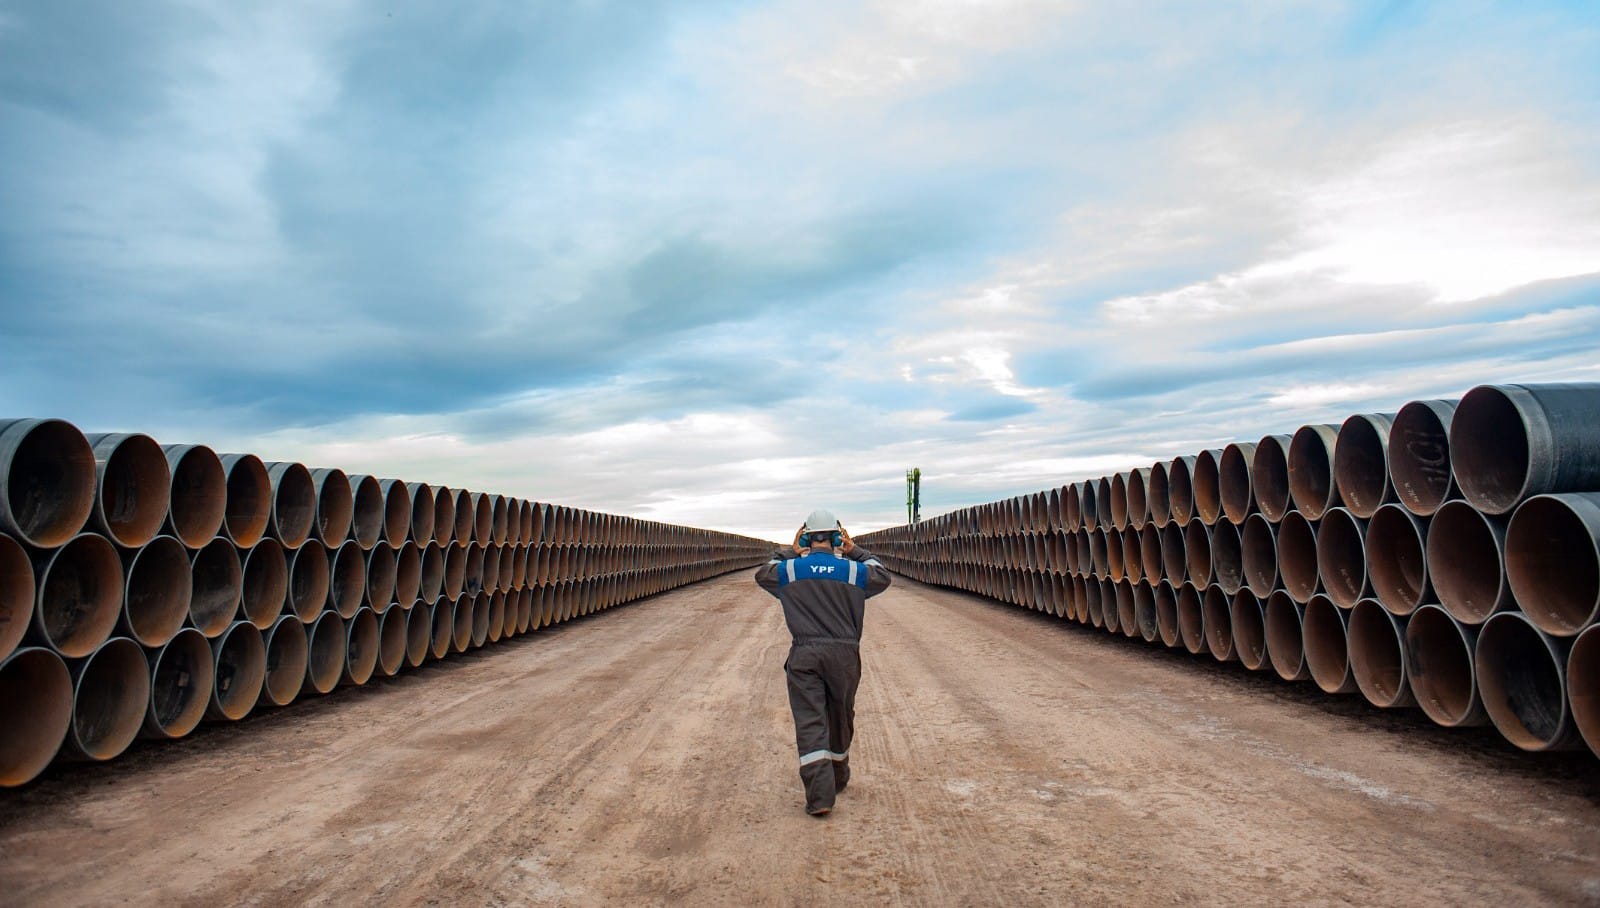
3 1 1598 541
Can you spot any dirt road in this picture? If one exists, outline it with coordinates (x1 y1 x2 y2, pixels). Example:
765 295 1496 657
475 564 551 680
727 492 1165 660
2 572 1599 905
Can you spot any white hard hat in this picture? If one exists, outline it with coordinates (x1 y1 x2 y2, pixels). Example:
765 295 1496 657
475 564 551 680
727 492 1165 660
802 509 840 534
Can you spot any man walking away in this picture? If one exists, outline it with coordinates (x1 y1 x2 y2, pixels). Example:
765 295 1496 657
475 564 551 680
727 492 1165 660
755 509 892 816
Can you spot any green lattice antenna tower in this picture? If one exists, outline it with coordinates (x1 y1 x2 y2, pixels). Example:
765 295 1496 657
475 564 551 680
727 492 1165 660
906 468 921 525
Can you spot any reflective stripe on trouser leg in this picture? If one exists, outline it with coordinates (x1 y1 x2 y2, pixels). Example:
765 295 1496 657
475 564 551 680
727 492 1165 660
785 642 862 812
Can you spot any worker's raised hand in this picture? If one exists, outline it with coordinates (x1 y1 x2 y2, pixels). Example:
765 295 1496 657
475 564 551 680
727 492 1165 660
839 526 854 554
793 525 808 555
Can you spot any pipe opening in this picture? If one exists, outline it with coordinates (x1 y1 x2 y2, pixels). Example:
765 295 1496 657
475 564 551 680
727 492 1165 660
1212 520 1243 595
348 475 384 549
0 536 33 660
221 454 271 547
395 542 421 606
92 434 169 547
1335 415 1394 518
2 419 96 548
304 611 344 695
1476 612 1572 750
1278 511 1318 603
406 482 435 545
261 617 308 706
452 490 473 544
1219 442 1257 525
1231 590 1269 670
1570 625 1600 757
1303 595 1354 694
421 543 444 603
1316 509 1367 608
166 446 226 548
69 638 149 760
311 469 354 545
1203 585 1235 661
240 539 287 630
1428 500 1507 623
1160 524 1185 583
210 623 265 721
1116 581 1136 638
343 608 378 686
377 606 407 676
431 601 453 659
474 494 493 544
489 591 507 642
189 538 242 637
1193 451 1222 526
1168 457 1196 526
329 541 366 619
287 543 330 622
452 597 473 653
1405 605 1482 727
1241 513 1278 597
1127 471 1148 530
1155 581 1179 647
146 629 211 737
381 480 412 546
1451 386 1530 514
1265 592 1307 681
431 486 455 545
1288 424 1339 519
1390 400 1456 516
366 544 396 610
38 533 123 657
1184 521 1212 586
1100 579 1119 634
123 535 192 646
267 463 315 549
1253 436 1292 522
1506 494 1600 635
1146 464 1170 528
406 603 431 668
0 648 72 786
1367 504 1428 616
1348 600 1412 707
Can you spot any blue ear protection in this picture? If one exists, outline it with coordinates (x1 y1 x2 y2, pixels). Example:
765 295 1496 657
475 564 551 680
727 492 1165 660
804 527 844 547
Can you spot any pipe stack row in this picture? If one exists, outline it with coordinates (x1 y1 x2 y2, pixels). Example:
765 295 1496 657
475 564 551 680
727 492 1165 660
0 418 769 787
858 383 1600 760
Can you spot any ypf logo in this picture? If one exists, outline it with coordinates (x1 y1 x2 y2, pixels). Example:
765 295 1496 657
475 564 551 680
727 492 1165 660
809 565 836 574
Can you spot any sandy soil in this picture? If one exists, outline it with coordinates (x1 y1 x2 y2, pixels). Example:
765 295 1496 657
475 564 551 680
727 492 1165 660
2 572 1599 906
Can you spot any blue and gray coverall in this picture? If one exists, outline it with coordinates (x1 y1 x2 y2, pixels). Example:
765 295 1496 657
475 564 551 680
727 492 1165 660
755 546 892 813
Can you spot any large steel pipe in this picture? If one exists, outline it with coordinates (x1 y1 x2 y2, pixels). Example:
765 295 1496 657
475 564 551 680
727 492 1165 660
451 596 473 653
1405 604 1487 728
328 540 366 619
1211 519 1244 596
302 610 344 696
1451 383 1600 515
1078 481 1098 531
0 418 95 548
342 607 379 686
1219 442 1258 526
451 489 473 544
0 535 33 661
1347 599 1415 708
471 590 491 647
1193 450 1224 526
420 543 444 604
1177 581 1203 652
1252 434 1293 522
1146 462 1171 529
1570 623 1600 758
189 538 242 637
431 485 455 545
1139 524 1162 582
378 479 413 547
63 636 149 761
142 627 212 739
86 433 170 548
376 605 406 677
395 542 421 606
119 535 192 646
1127 468 1150 530
366 544 396 610
1366 503 1429 616
1428 500 1511 623
472 492 493 544
1303 594 1358 694
1100 578 1120 634
218 453 271 548
208 621 265 721
1505 492 1600 636
264 462 315 549
405 602 431 668
1160 523 1186 584
431 600 454 659
348 474 384 550
1168 455 1197 527
260 615 308 707
309 468 355 547
1316 508 1369 608
1184 520 1212 587
287 542 329 623
1389 399 1457 517
1475 610 1581 751
1115 581 1137 639
239 539 287 630
31 533 122 657
1154 580 1179 647
1203 584 1236 662
1265 591 1311 681
1334 413 1397 519
162 444 226 548
0 647 72 787
1232 590 1270 671
405 481 436 545
1277 511 1319 603
1288 423 1340 520
1240 513 1280 598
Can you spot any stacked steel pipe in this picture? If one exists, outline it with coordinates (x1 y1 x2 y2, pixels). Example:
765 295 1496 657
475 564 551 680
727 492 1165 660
0 419 769 787
859 383 1600 760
